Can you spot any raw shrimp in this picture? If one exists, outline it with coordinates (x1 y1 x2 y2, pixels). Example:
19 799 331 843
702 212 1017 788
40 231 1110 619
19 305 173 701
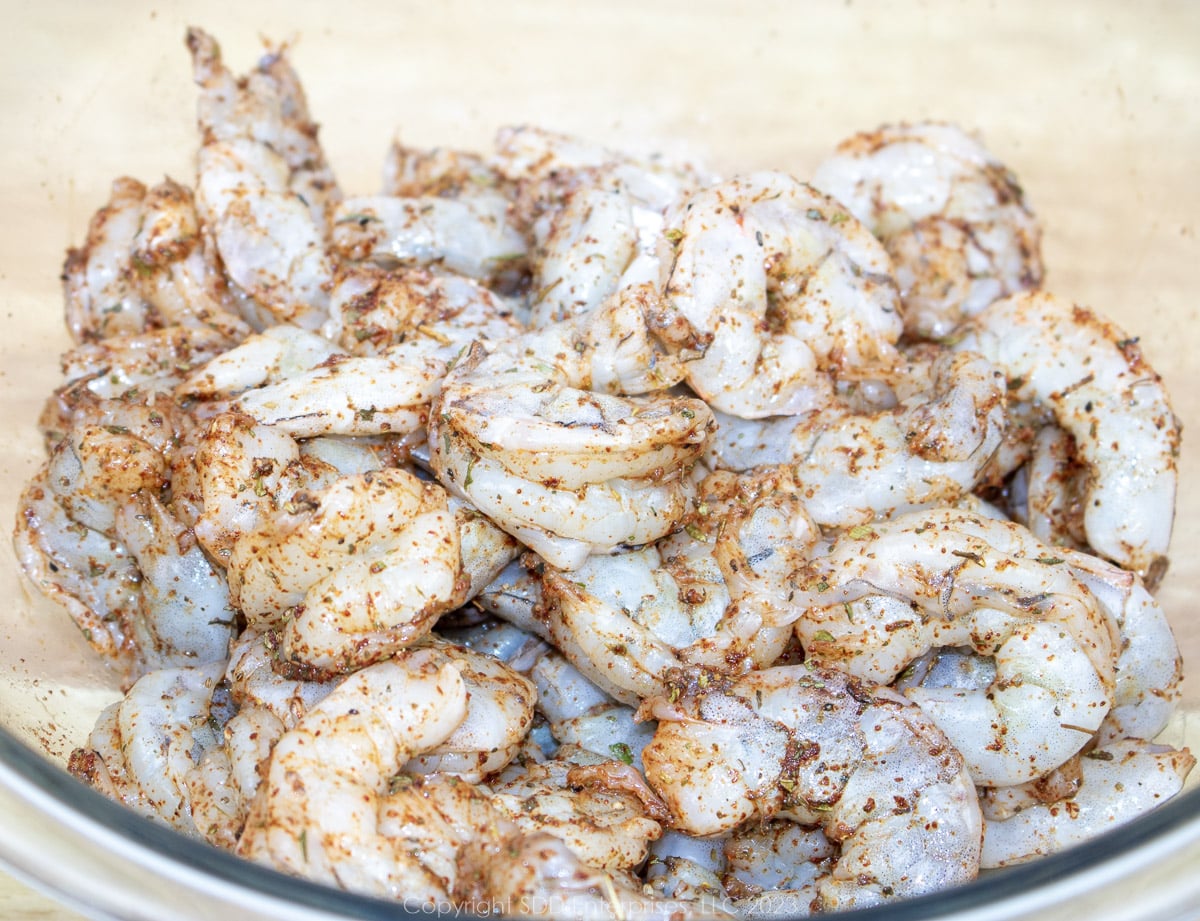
491 749 668 870
58 326 236 402
954 290 1179 578
493 128 704 328
176 324 342 400
650 171 902 419
322 263 523 357
63 177 248 343
980 739 1194 868
68 661 227 836
456 830 734 921
188 28 335 329
793 508 1119 786
812 121 1043 339
705 349 1006 526
236 648 469 900
330 192 527 283
640 665 982 912
723 822 837 917
227 467 464 676
539 466 813 703
404 640 536 781
430 290 710 570
114 491 235 669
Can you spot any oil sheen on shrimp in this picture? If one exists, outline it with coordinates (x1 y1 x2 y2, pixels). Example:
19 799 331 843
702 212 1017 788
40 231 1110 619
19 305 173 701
793 507 1119 786
640 666 982 913
954 290 1179 579
812 121 1043 339
650 171 902 419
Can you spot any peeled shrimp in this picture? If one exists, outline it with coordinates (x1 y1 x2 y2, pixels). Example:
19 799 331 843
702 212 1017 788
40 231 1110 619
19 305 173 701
640 665 982 912
539 466 813 703
705 348 1006 526
430 291 710 570
228 467 463 675
954 290 1179 578
68 662 227 835
812 121 1043 339
793 508 1118 786
237 648 468 900
63 177 248 343
650 171 902 419
981 739 1194 868
188 28 335 329
724 822 837 917
404 640 536 781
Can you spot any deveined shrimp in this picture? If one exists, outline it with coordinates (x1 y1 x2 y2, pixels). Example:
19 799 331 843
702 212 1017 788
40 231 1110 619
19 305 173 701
980 739 1194 868
539 465 812 704
705 348 1006 527
640 665 982 912
188 28 336 330
228 466 464 676
63 177 249 344
812 121 1043 340
650 171 903 419
430 289 710 570
793 508 1118 786
954 290 1180 579
236 648 469 901
68 661 228 836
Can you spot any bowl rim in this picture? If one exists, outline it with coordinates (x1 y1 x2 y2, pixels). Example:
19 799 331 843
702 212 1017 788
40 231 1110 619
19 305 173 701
0 722 1197 921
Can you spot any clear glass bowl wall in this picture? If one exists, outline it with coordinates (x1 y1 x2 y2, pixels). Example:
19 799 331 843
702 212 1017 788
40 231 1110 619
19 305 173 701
1 2 1197 919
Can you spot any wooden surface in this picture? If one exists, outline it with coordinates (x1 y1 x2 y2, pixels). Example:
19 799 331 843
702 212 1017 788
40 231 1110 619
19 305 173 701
1 1 1198 918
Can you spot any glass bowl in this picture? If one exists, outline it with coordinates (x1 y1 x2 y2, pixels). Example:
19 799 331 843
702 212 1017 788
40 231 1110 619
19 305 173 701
1 2 1197 918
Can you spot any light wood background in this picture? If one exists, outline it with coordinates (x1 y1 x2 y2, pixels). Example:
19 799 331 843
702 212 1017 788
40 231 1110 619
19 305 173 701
1 1 1197 917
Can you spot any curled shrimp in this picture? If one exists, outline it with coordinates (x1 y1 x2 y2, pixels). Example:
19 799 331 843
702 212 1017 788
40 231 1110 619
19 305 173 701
980 739 1194 868
954 290 1179 579
640 665 982 912
236 648 469 901
539 465 814 703
228 466 464 676
188 28 336 329
68 662 228 836
705 348 1007 525
430 290 710 570
63 177 249 343
650 171 902 419
793 508 1119 786
812 121 1043 339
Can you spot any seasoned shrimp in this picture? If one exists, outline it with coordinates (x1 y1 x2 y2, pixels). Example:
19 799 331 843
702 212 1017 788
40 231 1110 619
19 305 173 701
176 324 342 401
954 290 1179 578
793 508 1118 786
188 28 335 329
650 171 902 419
812 121 1043 339
539 466 812 703
457 830 734 921
980 739 1194 868
237 648 469 900
723 822 837 917
68 662 227 836
228 467 464 675
706 348 1006 526
331 192 527 283
493 128 704 328
640 666 982 912
430 290 710 570
404 640 536 781
491 748 668 871
322 263 523 357
63 177 248 343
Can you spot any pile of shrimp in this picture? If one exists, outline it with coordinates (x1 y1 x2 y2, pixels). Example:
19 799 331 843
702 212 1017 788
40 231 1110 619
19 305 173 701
13 27 1193 918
